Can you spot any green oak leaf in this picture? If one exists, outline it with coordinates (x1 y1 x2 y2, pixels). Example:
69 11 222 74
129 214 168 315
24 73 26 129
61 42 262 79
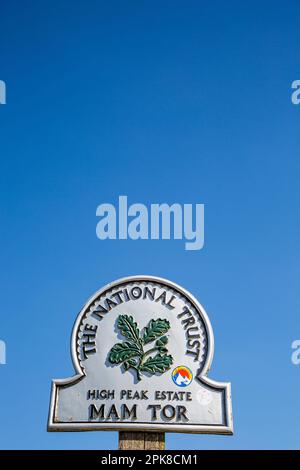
143 319 170 344
140 353 173 374
117 315 140 343
109 314 173 382
109 341 142 364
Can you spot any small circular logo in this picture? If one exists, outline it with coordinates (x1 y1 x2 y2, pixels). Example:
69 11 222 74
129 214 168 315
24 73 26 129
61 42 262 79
172 366 193 387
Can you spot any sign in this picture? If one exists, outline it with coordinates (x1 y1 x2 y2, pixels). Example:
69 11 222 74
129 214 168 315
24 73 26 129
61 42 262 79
48 275 233 434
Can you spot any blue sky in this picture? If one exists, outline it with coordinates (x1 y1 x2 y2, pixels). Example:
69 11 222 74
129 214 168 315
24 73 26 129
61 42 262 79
0 1 300 449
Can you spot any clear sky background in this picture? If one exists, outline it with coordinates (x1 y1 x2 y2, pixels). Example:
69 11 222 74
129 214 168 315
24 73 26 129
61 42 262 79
0 1 300 450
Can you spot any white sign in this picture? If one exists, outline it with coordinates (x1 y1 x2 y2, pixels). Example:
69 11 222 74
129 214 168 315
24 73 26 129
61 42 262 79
48 276 233 434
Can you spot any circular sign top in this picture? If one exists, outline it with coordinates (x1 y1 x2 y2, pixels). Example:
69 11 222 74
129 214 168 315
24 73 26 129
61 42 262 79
72 275 214 381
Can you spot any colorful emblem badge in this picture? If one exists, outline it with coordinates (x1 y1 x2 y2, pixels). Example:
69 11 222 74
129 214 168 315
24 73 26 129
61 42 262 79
172 366 193 387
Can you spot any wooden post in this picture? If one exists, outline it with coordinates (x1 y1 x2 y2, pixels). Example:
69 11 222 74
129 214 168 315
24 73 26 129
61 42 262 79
119 432 165 450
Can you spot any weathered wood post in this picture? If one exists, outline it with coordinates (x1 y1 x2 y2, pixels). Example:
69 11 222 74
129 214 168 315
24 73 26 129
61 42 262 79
119 432 165 450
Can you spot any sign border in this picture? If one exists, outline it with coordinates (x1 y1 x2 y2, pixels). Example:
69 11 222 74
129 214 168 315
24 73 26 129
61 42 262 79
48 275 233 434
